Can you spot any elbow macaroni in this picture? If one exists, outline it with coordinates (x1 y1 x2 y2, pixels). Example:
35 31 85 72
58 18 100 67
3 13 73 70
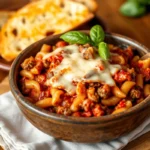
20 70 34 80
121 81 136 95
24 80 40 92
36 98 52 108
136 74 143 88
112 86 126 98
71 82 87 112
52 89 64 106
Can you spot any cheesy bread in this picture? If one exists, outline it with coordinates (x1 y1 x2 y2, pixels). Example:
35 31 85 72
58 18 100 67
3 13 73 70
0 0 95 61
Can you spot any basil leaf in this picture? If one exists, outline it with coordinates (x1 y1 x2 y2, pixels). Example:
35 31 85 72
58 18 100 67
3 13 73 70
90 25 105 46
98 42 110 60
120 1 146 17
60 31 91 44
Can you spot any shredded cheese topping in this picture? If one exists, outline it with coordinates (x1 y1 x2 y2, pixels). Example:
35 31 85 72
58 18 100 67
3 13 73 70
44 45 121 94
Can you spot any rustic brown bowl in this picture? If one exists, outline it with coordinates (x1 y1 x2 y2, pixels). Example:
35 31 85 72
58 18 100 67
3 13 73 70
9 31 150 143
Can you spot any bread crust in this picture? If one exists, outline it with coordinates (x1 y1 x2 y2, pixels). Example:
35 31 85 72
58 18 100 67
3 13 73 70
31 0 98 12
72 0 98 12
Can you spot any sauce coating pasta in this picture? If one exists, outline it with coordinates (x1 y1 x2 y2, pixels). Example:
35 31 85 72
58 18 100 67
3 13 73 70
19 41 150 117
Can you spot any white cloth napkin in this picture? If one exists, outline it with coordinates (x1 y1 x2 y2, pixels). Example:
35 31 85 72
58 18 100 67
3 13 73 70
0 92 150 150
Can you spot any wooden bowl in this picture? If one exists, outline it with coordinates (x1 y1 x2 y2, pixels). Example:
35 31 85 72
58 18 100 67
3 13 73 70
9 31 150 143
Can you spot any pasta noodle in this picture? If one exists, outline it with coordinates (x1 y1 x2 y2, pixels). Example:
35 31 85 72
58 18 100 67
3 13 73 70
24 80 40 92
35 98 52 108
132 55 140 62
111 55 126 65
144 84 150 97
101 96 121 106
20 70 34 80
52 89 64 106
30 67 39 75
136 74 143 88
112 101 132 114
121 81 136 95
112 86 126 98
139 58 150 69
71 82 86 112
40 44 52 53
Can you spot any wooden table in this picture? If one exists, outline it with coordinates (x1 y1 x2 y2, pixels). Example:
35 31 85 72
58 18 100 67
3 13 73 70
0 0 150 149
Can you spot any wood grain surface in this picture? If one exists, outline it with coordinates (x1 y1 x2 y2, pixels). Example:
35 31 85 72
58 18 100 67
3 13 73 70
0 0 150 149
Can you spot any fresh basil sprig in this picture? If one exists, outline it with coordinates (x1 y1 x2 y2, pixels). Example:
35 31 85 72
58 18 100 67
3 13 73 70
120 0 148 17
98 42 110 60
60 25 110 60
60 31 91 45
90 25 105 46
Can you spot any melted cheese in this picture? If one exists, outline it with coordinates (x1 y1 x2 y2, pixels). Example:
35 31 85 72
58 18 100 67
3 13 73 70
45 45 121 94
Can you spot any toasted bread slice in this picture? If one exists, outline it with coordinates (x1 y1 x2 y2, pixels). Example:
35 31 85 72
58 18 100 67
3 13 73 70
0 0 94 62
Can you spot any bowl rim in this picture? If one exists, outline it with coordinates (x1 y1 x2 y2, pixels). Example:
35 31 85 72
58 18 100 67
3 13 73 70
9 31 150 124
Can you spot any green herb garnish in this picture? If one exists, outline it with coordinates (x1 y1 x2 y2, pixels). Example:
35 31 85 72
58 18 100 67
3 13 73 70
98 42 110 60
120 0 148 17
60 31 91 45
60 25 110 60
90 25 105 46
